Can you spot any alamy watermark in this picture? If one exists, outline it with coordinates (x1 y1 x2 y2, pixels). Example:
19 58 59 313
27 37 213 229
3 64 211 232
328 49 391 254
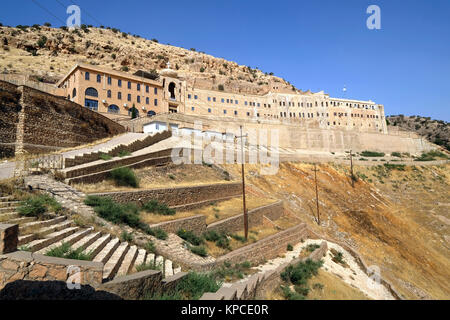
367 5 381 30
66 5 81 29
66 265 81 290
170 121 280 175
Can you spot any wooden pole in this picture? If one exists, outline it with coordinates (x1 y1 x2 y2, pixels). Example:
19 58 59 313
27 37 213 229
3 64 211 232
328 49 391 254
313 164 320 226
350 149 354 188
239 125 248 240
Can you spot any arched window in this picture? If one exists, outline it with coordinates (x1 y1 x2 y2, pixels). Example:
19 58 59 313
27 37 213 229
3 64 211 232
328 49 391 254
107 90 112 98
72 88 77 98
168 82 176 99
108 105 120 114
147 110 156 117
85 87 98 97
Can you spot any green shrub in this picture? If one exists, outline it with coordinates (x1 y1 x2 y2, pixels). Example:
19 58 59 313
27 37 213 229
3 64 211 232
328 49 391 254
145 240 156 253
153 228 168 240
287 244 293 251
360 151 385 157
281 285 305 300
117 150 131 157
383 163 406 171
136 260 163 272
46 242 92 261
203 230 231 249
391 152 402 158
211 262 252 281
84 196 141 228
305 244 320 252
177 229 204 246
280 259 323 298
99 153 113 161
37 35 47 48
189 245 208 257
18 194 62 217
230 234 247 243
121 231 133 242
110 167 139 188
142 200 175 216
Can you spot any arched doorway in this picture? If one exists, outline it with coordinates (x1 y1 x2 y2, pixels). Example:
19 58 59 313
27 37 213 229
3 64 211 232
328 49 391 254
168 82 176 100
147 110 156 117
108 105 120 114
128 106 139 118
84 87 99 111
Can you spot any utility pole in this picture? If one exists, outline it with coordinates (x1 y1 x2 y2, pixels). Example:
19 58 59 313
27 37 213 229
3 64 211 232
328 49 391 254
312 164 320 226
350 149 354 188
235 125 249 240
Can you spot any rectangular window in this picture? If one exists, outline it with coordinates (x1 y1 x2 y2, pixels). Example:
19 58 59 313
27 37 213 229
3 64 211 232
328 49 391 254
137 96 141 103
137 84 141 91
118 79 122 87
213 97 216 102
128 94 131 101
128 81 131 89
85 72 90 81
208 108 211 113
107 76 112 85
191 107 195 111
208 97 211 101
154 88 158 94
194 95 198 100
146 97 149 104
97 75 101 83
235 100 238 104
234 110 238 116
154 99 158 106
188 94 192 99
221 98 225 103
118 92 122 100
223 109 227 114
146 85 149 93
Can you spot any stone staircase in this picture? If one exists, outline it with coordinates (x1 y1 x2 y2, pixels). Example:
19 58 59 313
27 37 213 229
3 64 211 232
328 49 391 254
63 131 172 168
0 196 181 282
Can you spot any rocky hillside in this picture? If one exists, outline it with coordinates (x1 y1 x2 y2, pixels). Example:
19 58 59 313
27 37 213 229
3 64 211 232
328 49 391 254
0 24 298 95
387 115 449 151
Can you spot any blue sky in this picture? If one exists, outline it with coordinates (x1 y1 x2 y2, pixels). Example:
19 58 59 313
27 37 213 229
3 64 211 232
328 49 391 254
1 0 449 121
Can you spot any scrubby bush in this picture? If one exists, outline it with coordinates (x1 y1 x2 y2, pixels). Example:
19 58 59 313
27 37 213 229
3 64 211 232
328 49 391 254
287 244 293 251
110 167 139 188
18 194 62 217
189 245 208 257
142 200 175 216
121 231 133 242
99 153 113 161
212 261 253 281
46 242 92 261
360 151 385 157
177 229 204 246
84 195 141 227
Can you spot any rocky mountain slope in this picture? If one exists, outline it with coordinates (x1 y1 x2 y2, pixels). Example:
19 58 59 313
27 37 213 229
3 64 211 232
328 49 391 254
0 24 297 95
387 115 449 151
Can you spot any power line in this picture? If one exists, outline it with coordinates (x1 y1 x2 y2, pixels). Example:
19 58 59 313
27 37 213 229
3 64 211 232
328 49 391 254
31 0 65 24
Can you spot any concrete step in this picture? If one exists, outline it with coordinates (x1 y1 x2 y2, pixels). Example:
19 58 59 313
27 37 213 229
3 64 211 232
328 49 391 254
84 234 112 258
27 227 79 252
173 266 182 274
145 253 155 266
164 259 174 278
0 207 18 214
18 234 37 247
115 245 138 278
0 201 20 208
36 228 94 255
7 216 37 225
93 237 120 264
133 249 147 271
103 242 130 281
0 212 20 222
34 220 74 238
20 216 67 234
155 255 164 271
0 196 13 202
72 231 102 251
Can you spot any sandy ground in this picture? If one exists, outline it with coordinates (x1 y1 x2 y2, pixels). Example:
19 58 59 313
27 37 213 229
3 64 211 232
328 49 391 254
227 239 395 300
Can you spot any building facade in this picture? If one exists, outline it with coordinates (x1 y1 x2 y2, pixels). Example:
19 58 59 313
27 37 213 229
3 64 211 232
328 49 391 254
57 63 387 134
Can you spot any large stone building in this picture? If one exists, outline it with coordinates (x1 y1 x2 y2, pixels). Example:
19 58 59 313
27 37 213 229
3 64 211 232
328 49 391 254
57 63 387 134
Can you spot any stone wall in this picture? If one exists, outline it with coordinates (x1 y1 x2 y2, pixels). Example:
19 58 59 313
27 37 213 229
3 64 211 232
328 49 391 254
92 182 242 207
0 81 21 158
206 201 283 234
200 241 328 300
149 215 207 235
0 251 103 290
0 80 125 157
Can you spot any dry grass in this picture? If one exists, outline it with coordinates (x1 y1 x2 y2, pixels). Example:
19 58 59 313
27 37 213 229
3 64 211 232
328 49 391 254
73 164 234 193
220 162 450 300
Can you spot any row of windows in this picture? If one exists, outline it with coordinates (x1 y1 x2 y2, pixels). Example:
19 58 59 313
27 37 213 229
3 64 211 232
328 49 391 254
84 72 158 94
187 93 377 111
83 87 158 106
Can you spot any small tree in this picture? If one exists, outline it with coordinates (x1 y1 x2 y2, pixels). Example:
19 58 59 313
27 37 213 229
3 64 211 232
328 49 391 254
37 35 47 48
44 22 51 27
131 104 138 119
218 84 224 91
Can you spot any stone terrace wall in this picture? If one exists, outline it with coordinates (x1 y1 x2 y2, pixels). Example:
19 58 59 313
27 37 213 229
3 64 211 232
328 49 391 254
0 81 21 158
206 201 283 234
200 241 328 300
149 215 207 235
0 251 103 290
92 182 242 207
0 80 125 156
20 85 125 153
